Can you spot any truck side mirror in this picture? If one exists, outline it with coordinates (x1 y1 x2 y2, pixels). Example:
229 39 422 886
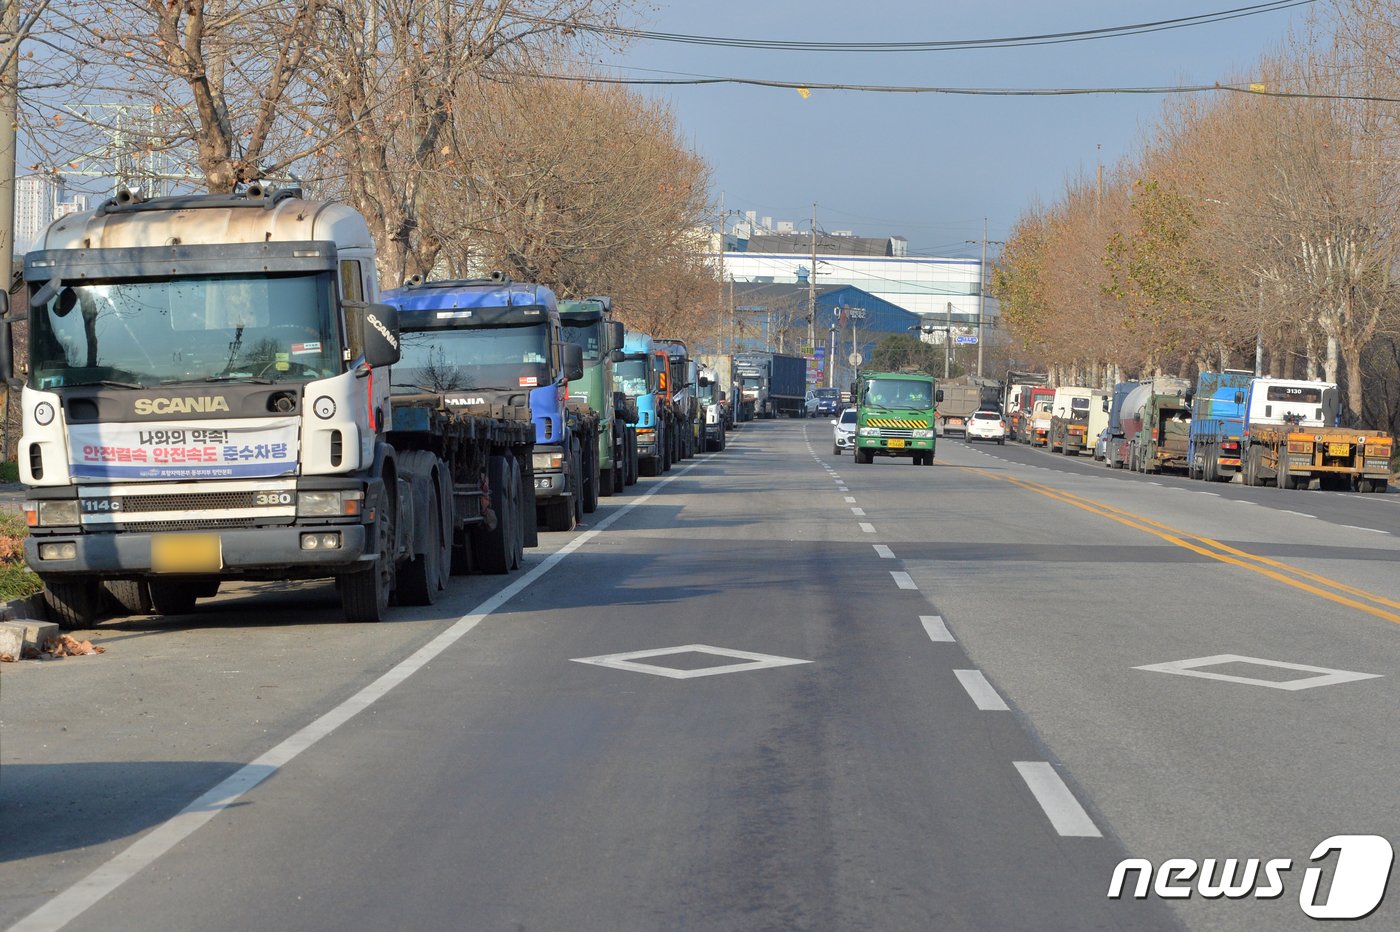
609 348 624 363
1102 397 1109 412
935 389 944 403
561 342 584 382
361 303 401 368
607 320 624 353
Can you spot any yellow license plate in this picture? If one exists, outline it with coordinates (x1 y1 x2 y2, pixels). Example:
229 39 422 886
887 439 906 448
151 534 223 573
1327 443 1351 457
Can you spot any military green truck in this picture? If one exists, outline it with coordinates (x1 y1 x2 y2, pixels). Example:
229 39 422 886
854 371 942 466
560 298 637 497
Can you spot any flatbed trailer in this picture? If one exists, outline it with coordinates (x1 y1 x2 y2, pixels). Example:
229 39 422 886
1244 424 1392 491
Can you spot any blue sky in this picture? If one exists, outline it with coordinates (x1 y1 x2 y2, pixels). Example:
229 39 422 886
592 1 1317 258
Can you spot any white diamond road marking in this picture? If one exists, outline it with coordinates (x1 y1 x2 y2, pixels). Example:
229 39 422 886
571 644 812 680
1134 654 1382 691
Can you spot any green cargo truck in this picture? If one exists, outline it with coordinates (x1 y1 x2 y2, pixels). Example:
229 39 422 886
560 298 637 497
854 371 941 466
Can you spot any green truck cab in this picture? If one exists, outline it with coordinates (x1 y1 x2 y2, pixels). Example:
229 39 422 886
854 372 941 466
560 298 634 497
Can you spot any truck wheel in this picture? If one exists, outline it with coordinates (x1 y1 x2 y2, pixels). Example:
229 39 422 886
43 577 103 630
599 461 614 497
540 497 574 532
639 456 657 478
583 442 600 514
625 433 639 486
396 486 443 606
478 454 523 569
1243 447 1261 487
148 580 200 616
341 495 395 622
1276 455 1292 492
571 449 586 525
104 580 152 616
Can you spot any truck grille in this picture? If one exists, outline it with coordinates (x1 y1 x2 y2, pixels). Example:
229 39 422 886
116 491 262 513
119 517 272 531
876 429 914 439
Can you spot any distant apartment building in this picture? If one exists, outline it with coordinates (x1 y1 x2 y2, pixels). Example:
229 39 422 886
14 175 89 254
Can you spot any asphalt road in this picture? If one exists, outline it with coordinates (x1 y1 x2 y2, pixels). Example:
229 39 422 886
2 420 1397 931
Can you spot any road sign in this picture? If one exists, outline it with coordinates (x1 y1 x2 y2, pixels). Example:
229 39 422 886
848 352 863 366
954 335 979 345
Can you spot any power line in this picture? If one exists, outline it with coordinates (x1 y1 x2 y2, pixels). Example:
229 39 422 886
519 1 1315 53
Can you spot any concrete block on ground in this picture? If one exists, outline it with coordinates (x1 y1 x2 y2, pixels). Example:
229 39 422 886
0 622 23 660
20 620 59 652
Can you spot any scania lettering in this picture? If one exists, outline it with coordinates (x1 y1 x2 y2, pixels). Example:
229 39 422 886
133 397 231 416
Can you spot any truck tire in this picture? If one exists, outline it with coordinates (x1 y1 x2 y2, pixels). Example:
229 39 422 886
540 497 573 532
478 454 524 568
397 485 443 605
639 456 658 478
582 440 600 514
856 448 873 465
43 577 102 630
104 579 152 615
1243 447 1261 487
625 432 638 486
1276 454 1292 492
341 491 395 622
149 580 200 616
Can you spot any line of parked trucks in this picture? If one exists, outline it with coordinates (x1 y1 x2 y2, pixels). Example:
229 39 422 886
1001 369 1392 492
0 187 752 630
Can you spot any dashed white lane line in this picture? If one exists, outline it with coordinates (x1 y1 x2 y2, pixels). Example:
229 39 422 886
890 570 917 590
1279 510 1316 519
851 507 866 516
844 496 857 503
954 669 1009 710
1340 524 1389 534
837 486 849 492
1013 762 1103 838
859 523 876 533
873 544 895 559
920 615 954 642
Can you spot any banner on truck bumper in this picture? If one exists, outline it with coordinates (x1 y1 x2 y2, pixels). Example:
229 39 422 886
68 418 300 480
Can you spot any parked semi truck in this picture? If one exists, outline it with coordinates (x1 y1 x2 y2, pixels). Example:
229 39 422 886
854 372 941 465
560 298 637 496
383 276 599 533
1112 378 1190 469
1187 370 1253 482
8 186 535 628
1047 386 1105 455
1128 389 1193 474
1238 378 1392 491
697 353 741 429
735 351 806 418
656 339 699 462
1099 381 1138 467
1002 370 1049 428
616 331 670 476
697 365 728 452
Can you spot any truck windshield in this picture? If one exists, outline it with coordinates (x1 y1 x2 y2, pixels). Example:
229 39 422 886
614 358 649 396
29 272 340 389
864 379 933 409
561 320 603 361
397 323 550 392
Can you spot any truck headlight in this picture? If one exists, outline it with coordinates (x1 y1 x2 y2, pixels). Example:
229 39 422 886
533 452 564 471
36 500 80 526
297 490 362 517
911 429 934 439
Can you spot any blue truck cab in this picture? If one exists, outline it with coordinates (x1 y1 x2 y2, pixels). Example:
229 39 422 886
1187 369 1254 481
381 277 590 532
614 331 668 476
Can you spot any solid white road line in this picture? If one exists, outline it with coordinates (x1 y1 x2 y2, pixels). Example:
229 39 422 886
1339 524 1389 534
954 669 1008 710
873 544 895 559
851 507 866 516
9 458 718 932
920 615 954 642
890 570 917 590
859 523 876 533
1013 762 1103 838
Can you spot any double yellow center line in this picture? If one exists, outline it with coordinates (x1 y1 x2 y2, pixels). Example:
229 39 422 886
953 464 1400 625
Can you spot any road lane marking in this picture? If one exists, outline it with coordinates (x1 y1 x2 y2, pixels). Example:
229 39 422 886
844 496 857 503
1339 524 1389 534
9 456 719 932
572 644 812 680
920 615 954 642
1013 762 1103 838
963 467 1400 626
1279 510 1316 519
954 669 1008 710
873 544 895 559
851 507 866 516
1134 654 1381 690
837 486 849 491
859 523 876 533
890 570 917 589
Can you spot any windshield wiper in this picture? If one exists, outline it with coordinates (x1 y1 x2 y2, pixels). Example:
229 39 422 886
203 375 274 384
62 379 147 390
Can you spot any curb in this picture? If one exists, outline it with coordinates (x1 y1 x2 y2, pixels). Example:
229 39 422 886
0 594 57 659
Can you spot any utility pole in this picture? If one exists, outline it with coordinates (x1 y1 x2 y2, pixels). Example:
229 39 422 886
716 192 727 354
1 0 20 297
944 302 953 379
977 217 987 378
808 201 817 384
